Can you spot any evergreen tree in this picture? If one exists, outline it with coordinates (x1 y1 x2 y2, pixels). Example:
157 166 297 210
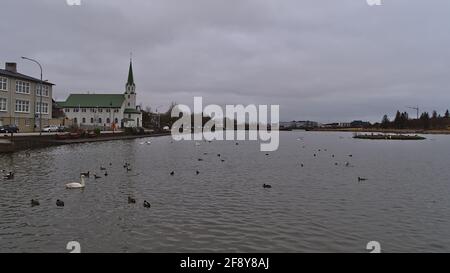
420 112 430 130
381 115 390 129
394 111 402 129
432 110 438 119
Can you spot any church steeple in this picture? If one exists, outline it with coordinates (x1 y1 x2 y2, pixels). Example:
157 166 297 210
126 56 135 94
127 59 134 86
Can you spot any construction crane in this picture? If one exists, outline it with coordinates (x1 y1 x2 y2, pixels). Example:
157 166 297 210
406 105 420 119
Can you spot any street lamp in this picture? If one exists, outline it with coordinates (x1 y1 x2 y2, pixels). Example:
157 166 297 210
21 56 43 136
155 105 164 131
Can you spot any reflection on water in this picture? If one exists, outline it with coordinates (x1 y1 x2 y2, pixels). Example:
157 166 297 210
0 132 450 252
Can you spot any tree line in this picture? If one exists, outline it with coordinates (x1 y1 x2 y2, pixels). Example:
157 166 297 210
378 110 450 130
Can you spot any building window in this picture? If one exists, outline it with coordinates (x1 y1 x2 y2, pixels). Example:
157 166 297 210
65 108 70 113
0 78 7 91
106 109 110 113
114 109 119 113
90 108 95 113
106 118 111 124
35 102 49 114
74 118 78 124
128 95 130 99
98 118 102 123
15 100 30 113
81 108 87 112
15 81 30 94
128 114 131 118
36 85 49 97
73 108 79 113
115 118 118 123
128 103 130 107
82 117 86 123
98 108 103 113
0 98 7 111
90 117 94 123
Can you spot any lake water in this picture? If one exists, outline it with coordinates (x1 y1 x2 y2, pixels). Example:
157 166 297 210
1 131 449 253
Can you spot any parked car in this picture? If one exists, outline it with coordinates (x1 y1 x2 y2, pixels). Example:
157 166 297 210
0 125 19 133
58 126 67 132
42 125 60 132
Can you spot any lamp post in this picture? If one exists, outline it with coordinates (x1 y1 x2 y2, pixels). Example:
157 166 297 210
21 56 43 136
155 105 164 131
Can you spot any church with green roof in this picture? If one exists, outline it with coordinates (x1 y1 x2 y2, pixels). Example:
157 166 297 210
58 59 143 129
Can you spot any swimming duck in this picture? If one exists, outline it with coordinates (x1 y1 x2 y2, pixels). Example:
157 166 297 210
4 171 14 179
263 184 272 189
128 196 136 204
56 199 65 207
31 199 40 207
143 200 151 208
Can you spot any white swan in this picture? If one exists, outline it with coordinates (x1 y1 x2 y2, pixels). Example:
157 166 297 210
66 175 86 189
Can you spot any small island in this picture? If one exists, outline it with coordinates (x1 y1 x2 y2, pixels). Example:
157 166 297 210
353 133 426 140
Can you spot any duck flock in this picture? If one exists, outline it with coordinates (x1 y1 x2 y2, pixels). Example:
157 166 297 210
2 161 155 209
1 135 369 209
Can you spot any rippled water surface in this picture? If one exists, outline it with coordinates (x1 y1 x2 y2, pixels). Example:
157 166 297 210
1 131 450 252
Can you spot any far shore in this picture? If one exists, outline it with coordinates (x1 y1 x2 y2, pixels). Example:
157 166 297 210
304 128 450 135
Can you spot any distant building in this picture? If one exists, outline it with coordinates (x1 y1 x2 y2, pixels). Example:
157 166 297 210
58 59 143 129
0 62 54 132
280 121 296 129
280 120 318 129
350 120 371 128
338 122 351 128
322 123 339 128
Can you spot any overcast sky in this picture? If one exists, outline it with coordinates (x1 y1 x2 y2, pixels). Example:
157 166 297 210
1 0 449 122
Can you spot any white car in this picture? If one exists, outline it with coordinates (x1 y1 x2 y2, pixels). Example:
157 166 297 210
42 125 60 132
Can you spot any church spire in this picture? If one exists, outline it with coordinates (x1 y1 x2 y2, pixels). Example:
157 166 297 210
127 57 134 86
126 54 135 94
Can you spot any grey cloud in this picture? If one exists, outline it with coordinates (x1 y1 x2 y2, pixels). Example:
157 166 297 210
1 0 449 122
